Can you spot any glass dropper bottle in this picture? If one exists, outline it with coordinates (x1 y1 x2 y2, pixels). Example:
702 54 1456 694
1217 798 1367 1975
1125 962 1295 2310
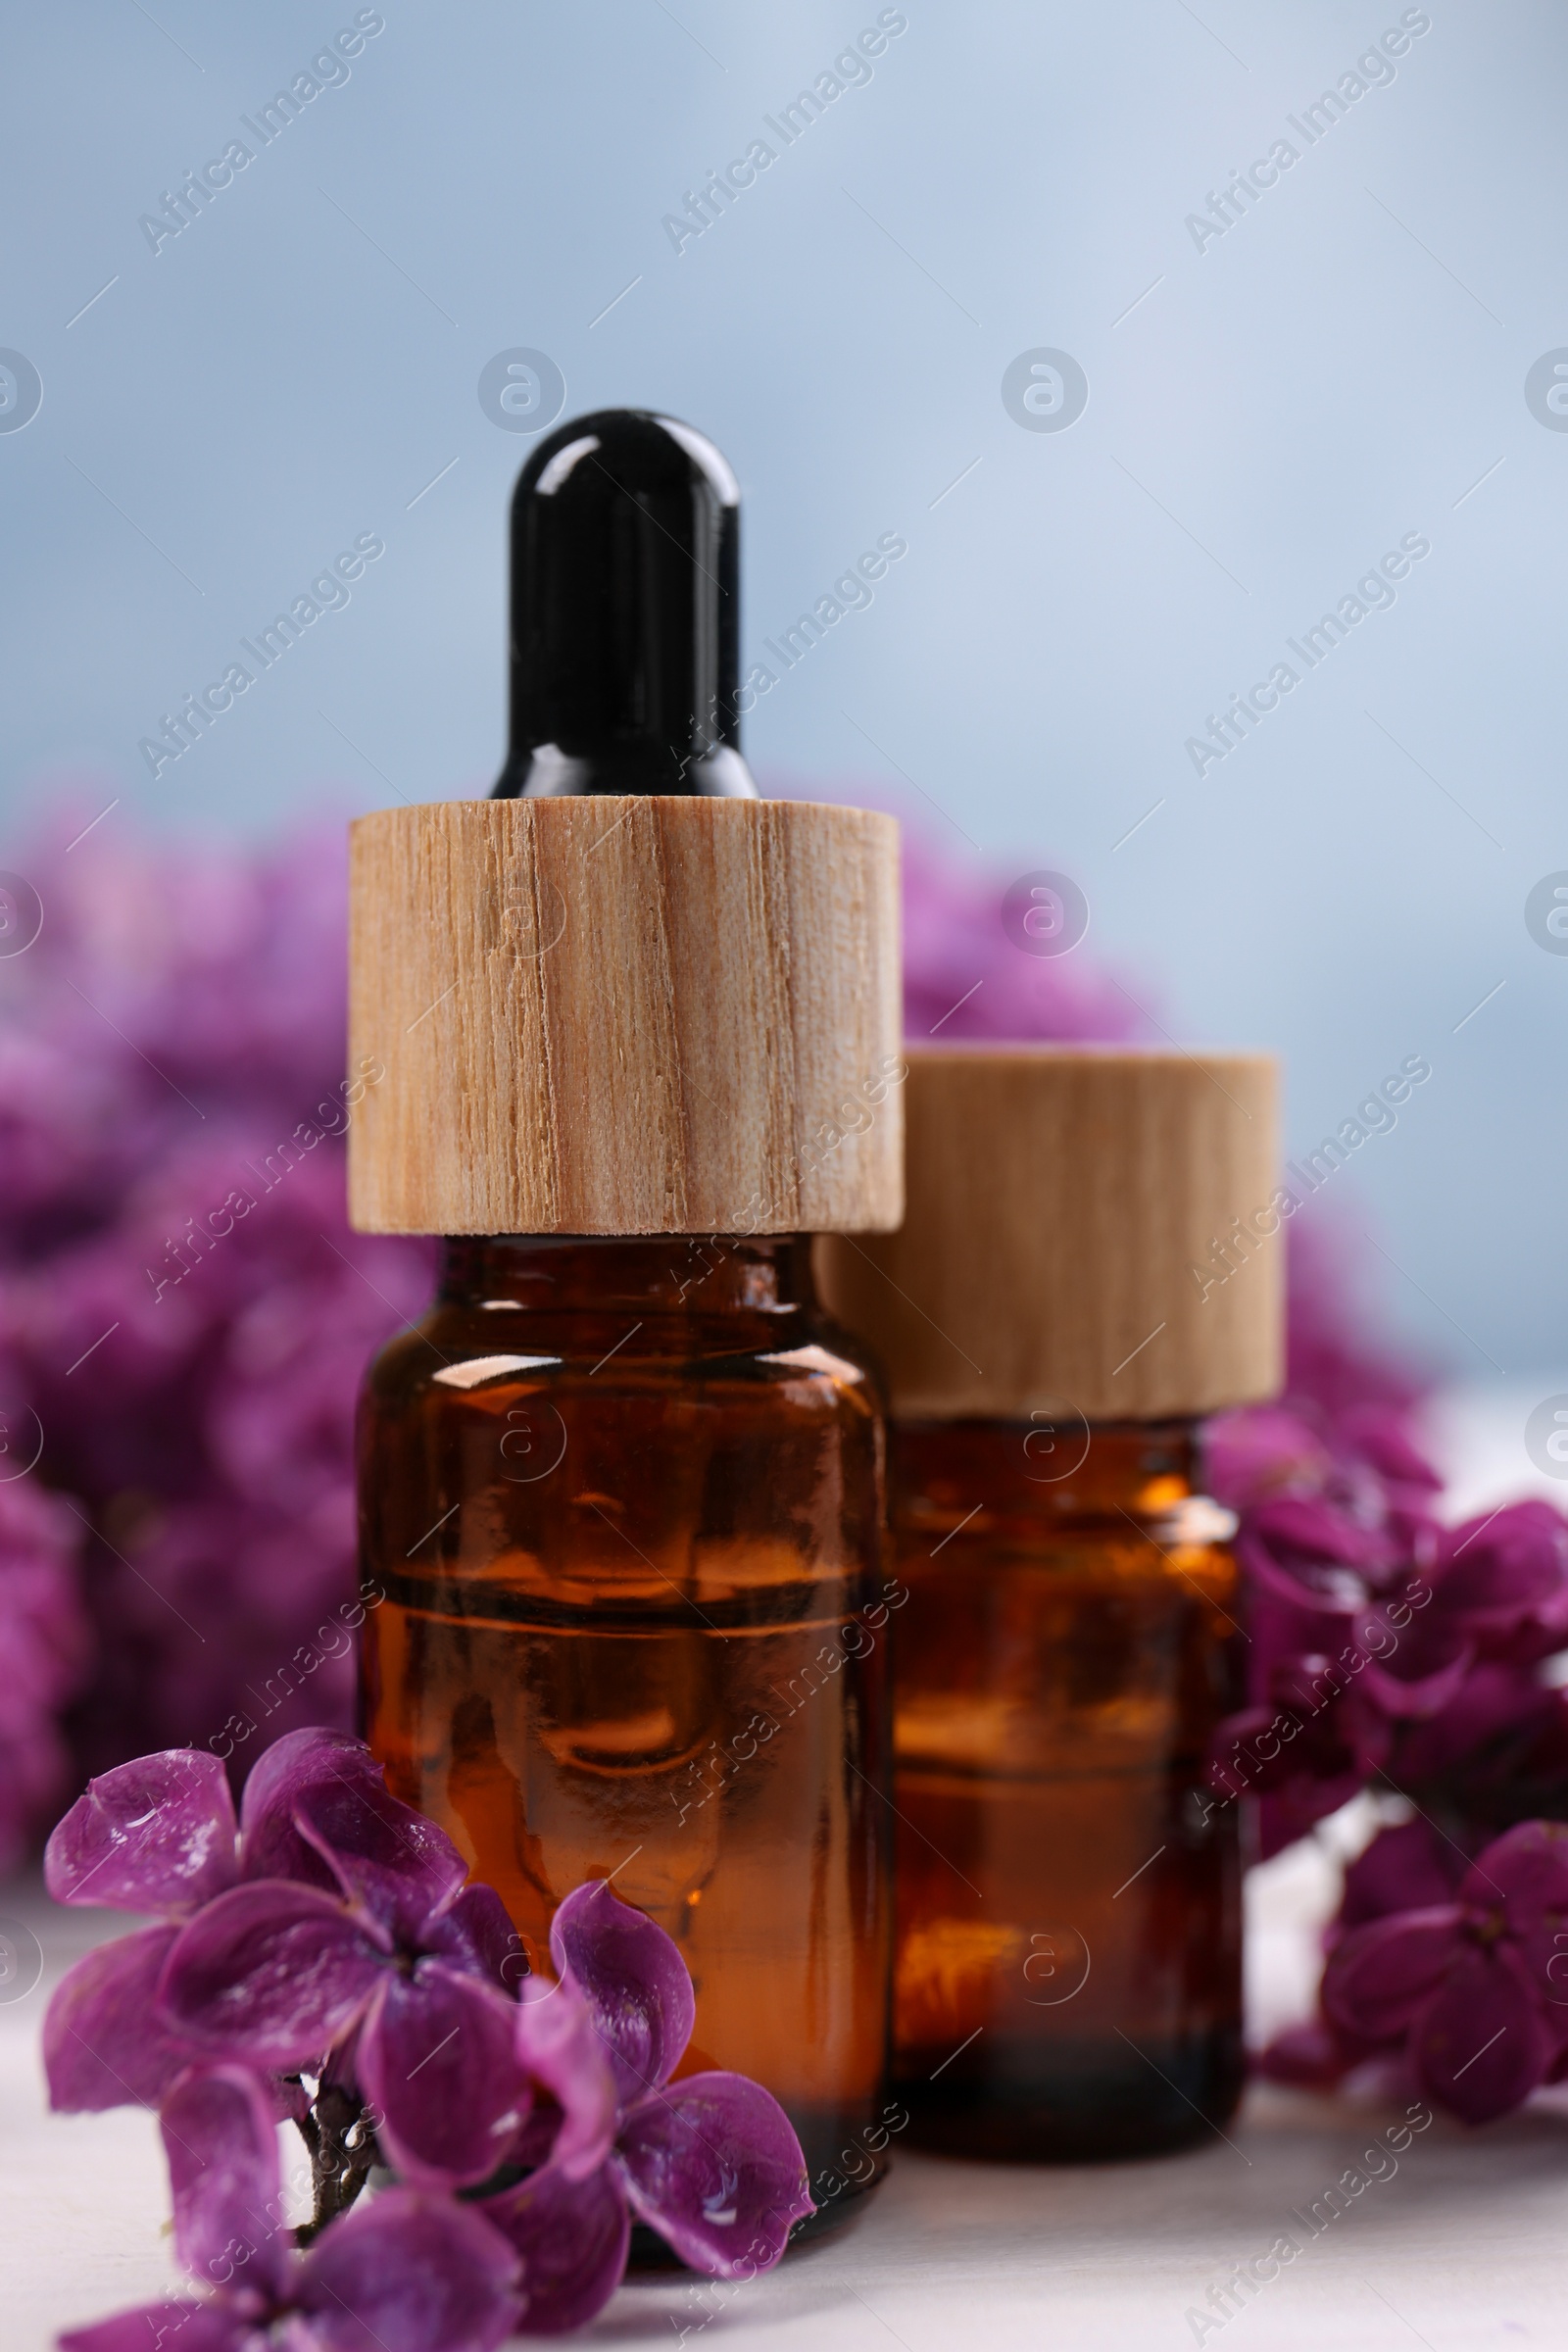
347 411 905 2226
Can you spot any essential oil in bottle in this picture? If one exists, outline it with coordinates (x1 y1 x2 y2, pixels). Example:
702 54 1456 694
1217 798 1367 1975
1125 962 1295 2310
346 412 905 2222
818 1045 1282 2160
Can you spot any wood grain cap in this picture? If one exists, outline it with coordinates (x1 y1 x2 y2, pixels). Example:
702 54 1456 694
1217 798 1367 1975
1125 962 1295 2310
816 1046 1282 1420
348 797 903 1237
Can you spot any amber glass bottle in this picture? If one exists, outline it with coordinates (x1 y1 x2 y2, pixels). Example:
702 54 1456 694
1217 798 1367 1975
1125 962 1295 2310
818 1045 1283 2162
888 1415 1242 2156
358 1235 892 2201
346 412 905 2223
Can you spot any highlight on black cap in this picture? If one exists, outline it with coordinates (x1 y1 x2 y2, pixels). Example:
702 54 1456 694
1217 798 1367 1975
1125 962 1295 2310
492 409 758 799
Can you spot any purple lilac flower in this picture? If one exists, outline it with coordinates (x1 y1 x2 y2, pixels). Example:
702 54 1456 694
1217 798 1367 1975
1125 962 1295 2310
1322 1821 1568 2123
61 2063 521 2352
43 1728 521 2165
0 816 432 1840
1207 1491 1568 1861
1200 1233 1490 1858
159 1841 524 2188
45 1729 814 2335
483 1882 813 2333
896 822 1149 1045
0 1474 90 1869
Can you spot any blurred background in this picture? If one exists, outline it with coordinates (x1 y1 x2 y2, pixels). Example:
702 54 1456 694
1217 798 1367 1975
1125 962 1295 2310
2 1 1566 1838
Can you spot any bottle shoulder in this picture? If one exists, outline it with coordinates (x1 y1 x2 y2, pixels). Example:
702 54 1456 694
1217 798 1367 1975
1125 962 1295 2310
362 1298 882 1422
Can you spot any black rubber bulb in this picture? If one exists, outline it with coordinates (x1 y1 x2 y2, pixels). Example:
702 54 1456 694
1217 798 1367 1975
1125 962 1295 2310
491 409 758 799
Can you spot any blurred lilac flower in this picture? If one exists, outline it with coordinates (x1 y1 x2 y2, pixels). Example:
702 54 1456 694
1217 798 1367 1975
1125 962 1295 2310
61 2063 521 2352
1209 1484 1568 1861
1202 1407 1335 1511
0 816 432 1844
1338 1818 1466 1930
483 1882 813 2333
897 824 1148 1045
1323 1821 1568 2123
0 1476 89 1869
1192 1216 1536 1859
1428 1502 1568 1665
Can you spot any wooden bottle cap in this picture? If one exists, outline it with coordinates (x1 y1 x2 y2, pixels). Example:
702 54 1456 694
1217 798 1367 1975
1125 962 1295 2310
816 1046 1282 1421
348 797 903 1237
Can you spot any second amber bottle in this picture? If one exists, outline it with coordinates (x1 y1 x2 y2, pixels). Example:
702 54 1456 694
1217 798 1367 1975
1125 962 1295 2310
821 1045 1282 2160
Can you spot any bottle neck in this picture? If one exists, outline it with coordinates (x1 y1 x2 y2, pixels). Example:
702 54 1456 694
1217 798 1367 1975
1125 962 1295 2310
892 1416 1206 1525
437 1233 815 1318
494 743 758 799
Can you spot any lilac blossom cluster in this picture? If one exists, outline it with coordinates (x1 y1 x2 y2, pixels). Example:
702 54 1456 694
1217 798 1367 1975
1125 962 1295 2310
45 1728 810 2340
1203 1267 1568 2120
0 1478 90 1876
0 819 431 1861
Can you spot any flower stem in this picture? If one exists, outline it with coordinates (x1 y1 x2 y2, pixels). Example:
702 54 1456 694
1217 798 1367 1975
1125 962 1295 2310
293 2082 380 2244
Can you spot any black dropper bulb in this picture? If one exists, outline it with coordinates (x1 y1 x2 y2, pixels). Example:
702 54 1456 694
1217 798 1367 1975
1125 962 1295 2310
492 409 758 799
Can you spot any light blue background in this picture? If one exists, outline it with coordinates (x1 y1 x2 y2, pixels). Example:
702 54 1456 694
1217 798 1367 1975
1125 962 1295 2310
2 0 1564 1380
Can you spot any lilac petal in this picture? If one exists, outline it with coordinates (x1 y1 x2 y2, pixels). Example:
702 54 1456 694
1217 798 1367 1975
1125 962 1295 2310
513 1977 618 2180
1237 1496 1387 1614
427 1882 528 1993
1339 1402 1444 1493
1341 1821 1465 1929
160 1882 385 2070
550 1880 695 2102
60 2303 246 2352
357 1964 527 2188
46 1750 238 1917
483 2161 630 2335
44 1926 200 2112
162 2064 288 2300
616 2073 813 2278
1255 2020 1352 2090
1412 1944 1550 2124
1358 1617 1475 1721
1393 1663 1556 1785
1460 1820 1568 1948
1201 1406 1332 1510
288 1775 468 1943
239 1727 376 1833
1438 1502 1568 1624
1322 1907 1462 2044
238 1729 385 1892
297 2187 520 2352
1250 1494 1382 1568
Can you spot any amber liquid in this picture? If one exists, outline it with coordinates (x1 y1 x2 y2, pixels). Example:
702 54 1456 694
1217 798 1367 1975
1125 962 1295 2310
891 1419 1244 2160
357 1238 891 2216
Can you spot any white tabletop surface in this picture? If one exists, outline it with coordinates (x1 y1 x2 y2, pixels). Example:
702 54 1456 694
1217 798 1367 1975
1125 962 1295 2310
9 1385 1568 2350
11 1805 1567 2351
